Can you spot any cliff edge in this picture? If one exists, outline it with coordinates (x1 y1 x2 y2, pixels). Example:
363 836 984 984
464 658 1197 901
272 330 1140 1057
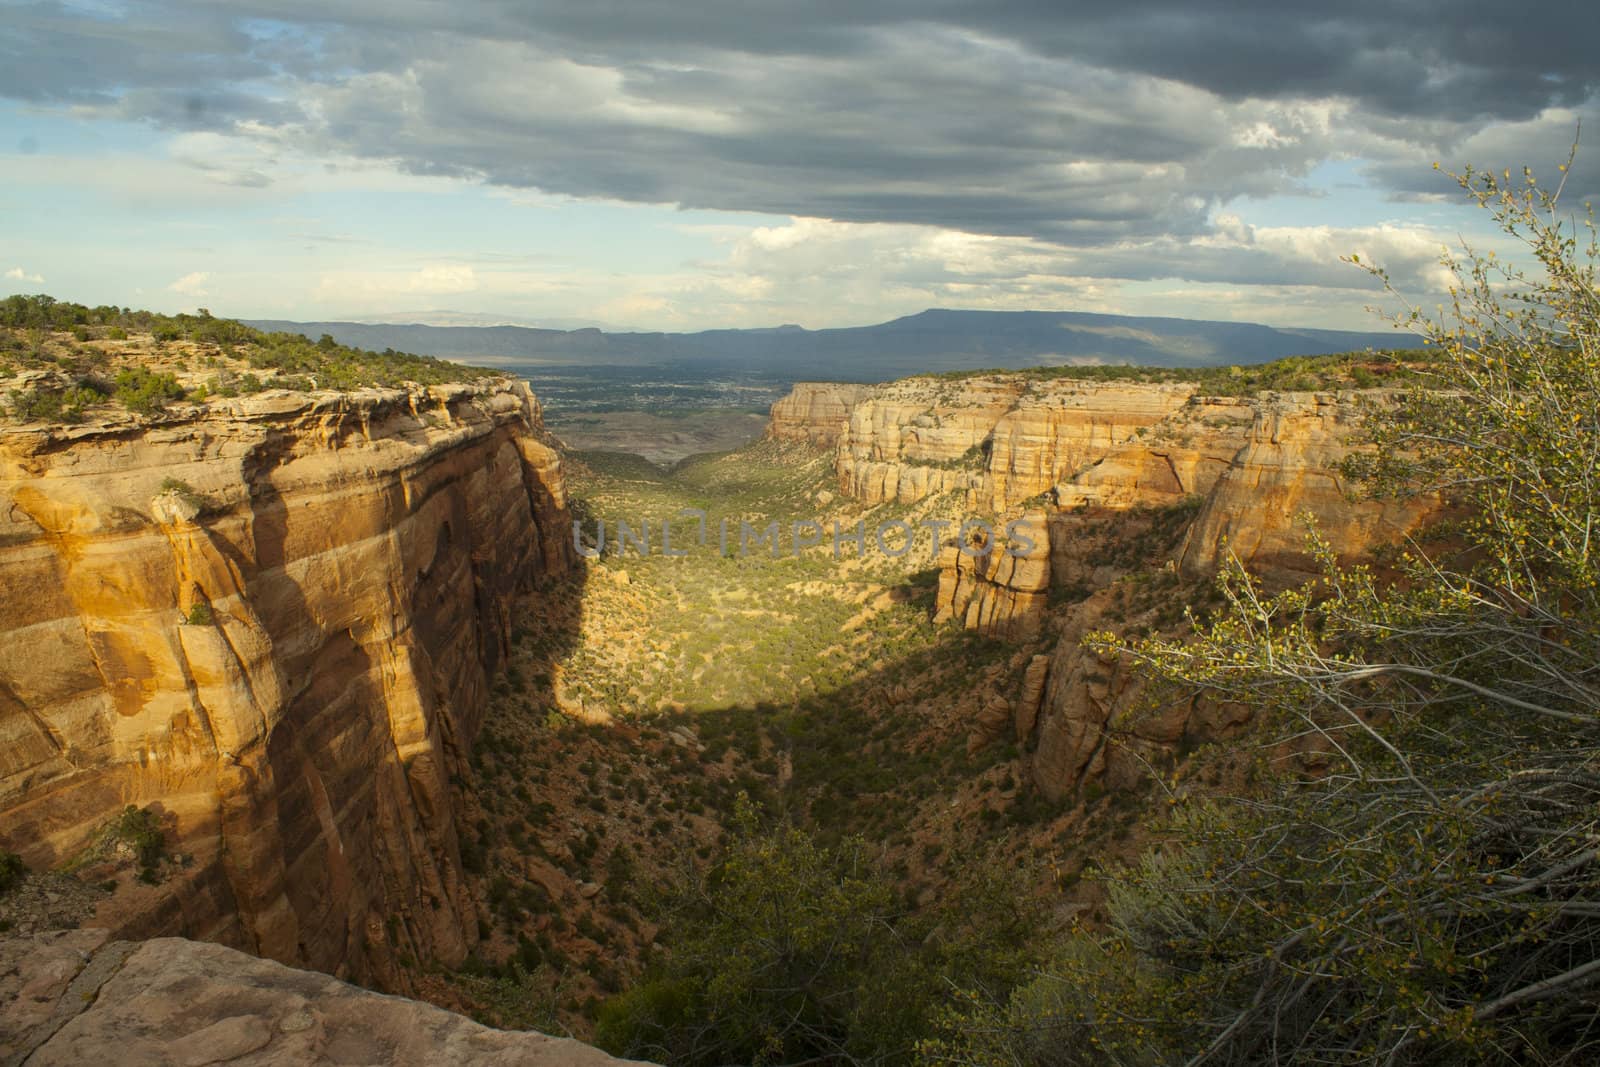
0 929 643 1066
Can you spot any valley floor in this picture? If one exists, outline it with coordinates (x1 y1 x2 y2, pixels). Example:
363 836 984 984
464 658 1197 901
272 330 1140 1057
544 409 770 466
423 440 1193 1037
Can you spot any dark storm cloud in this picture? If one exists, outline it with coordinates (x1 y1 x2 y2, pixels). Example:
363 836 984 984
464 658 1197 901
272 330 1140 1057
248 0 1600 122
980 1 1600 122
3 0 1596 246
0 2 268 106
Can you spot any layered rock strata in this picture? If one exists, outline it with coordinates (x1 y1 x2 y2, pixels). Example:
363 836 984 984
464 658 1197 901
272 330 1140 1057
1175 391 1427 579
779 377 1434 638
766 382 874 447
0 380 570 987
776 375 1443 796
830 376 1194 511
933 511 1051 639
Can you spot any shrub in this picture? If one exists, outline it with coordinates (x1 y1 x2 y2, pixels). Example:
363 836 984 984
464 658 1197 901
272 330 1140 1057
113 367 183 414
0 850 25 894
596 795 1041 1065
6 383 105 423
110 805 165 881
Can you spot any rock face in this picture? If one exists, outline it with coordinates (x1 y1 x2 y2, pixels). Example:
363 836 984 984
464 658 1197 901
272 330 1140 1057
1020 393 1436 799
0 930 644 1066
0 380 570 987
766 382 874 447
831 376 1194 511
1051 394 1255 512
783 374 1444 795
1176 392 1429 580
788 375 1432 575
777 375 1438 639
933 512 1052 639
928 385 1237 636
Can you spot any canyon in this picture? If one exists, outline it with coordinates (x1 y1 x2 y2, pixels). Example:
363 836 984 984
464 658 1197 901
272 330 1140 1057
772 371 1440 802
2 327 1440 1058
778 373 1434 634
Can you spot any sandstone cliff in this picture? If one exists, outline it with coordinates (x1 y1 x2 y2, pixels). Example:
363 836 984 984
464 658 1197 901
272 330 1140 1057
766 382 874 447
932 389 1328 637
0 379 570 989
933 511 1051 639
831 376 1193 512
1 930 643 1066
777 374 1442 798
797 375 1428 561
1175 391 1428 579
1009 392 1436 799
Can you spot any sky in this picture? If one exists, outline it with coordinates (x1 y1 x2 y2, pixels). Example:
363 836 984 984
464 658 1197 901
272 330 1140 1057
1 1 1597 332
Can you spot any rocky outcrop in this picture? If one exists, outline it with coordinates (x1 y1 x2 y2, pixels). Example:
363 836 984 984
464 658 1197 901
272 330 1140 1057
0 930 643 1066
829 376 1194 511
933 512 1051 639
1177 392 1434 580
0 380 570 988
903 388 1439 644
801 376 1434 587
767 382 874 447
1014 392 1436 800
796 374 1444 798
1051 395 1254 511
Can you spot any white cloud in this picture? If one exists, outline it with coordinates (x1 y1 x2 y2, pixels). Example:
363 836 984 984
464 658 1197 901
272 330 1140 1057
1233 121 1295 149
4 267 45 285
406 265 478 293
169 271 211 296
311 264 481 306
564 212 1464 330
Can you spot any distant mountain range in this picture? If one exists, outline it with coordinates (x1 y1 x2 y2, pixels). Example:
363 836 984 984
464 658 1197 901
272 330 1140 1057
244 308 1422 382
329 309 621 331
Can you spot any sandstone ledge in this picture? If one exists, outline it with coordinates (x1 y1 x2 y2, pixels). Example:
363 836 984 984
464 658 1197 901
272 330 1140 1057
0 931 643 1067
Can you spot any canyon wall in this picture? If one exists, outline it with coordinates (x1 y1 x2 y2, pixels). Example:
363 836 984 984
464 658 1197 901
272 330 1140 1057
779 376 1442 799
766 382 874 447
830 376 1194 512
1175 392 1428 579
778 376 1435 639
0 380 570 989
933 511 1051 640
993 389 1436 799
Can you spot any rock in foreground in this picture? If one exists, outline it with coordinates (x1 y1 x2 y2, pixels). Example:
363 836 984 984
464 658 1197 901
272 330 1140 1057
0 930 644 1067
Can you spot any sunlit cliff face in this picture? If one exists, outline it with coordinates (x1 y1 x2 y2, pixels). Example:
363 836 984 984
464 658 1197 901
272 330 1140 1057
0 376 570 989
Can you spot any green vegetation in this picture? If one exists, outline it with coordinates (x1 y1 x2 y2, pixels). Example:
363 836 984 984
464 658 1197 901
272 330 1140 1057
555 443 946 715
0 295 500 420
112 366 184 414
6 380 109 423
450 435 1069 1031
596 797 1041 1065
0 850 25 894
110 805 166 884
158 477 217 517
922 348 1429 396
933 161 1600 1064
